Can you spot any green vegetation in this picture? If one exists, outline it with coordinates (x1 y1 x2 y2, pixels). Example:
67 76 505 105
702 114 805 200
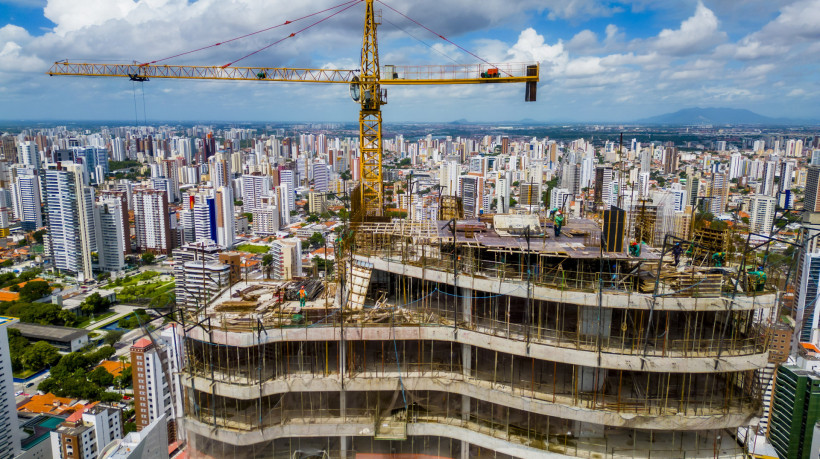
314 257 334 274
234 200 243 206
244 212 253 223
112 271 174 306
262 254 273 279
0 269 42 289
8 329 61 375
308 232 325 249
236 244 269 254
306 213 320 223
74 311 116 329
109 160 141 171
118 309 151 329
141 252 156 265
104 330 125 345
397 158 411 167
38 346 123 402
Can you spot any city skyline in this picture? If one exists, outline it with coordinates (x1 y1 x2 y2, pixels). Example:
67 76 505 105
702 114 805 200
0 0 819 122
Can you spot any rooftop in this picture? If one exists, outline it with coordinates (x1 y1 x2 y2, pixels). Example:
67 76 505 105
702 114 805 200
9 322 88 342
18 393 79 415
0 315 17 326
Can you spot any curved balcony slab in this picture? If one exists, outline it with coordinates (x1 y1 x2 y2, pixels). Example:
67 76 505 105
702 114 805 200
358 255 777 312
182 372 757 431
185 416 748 458
184 325 768 373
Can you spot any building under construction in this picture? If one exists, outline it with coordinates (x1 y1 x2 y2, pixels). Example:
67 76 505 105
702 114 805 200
178 214 776 458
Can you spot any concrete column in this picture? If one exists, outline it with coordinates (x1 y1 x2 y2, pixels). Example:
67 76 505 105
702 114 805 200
461 289 472 459
340 333 348 458
574 305 611 438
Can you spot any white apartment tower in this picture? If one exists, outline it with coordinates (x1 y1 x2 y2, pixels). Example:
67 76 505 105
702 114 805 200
215 186 236 248
133 187 173 254
748 194 776 236
95 198 126 271
0 316 21 458
11 165 42 231
45 163 96 281
241 174 273 212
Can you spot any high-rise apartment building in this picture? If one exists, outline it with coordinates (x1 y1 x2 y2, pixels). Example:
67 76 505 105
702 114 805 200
805 167 820 213
0 316 21 458
241 174 273 212
458 175 483 217
45 163 96 281
312 160 330 192
133 187 173 254
252 200 280 236
270 239 302 280
131 326 183 445
662 147 678 174
768 365 820 459
748 194 776 236
95 198 126 272
762 160 778 196
99 190 132 255
11 165 42 231
214 186 235 248
17 140 39 168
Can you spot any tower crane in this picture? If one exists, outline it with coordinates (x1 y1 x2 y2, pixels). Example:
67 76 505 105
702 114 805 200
48 0 539 220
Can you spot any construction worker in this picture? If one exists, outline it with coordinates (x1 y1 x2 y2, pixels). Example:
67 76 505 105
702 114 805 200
299 286 307 307
749 266 767 292
629 239 641 257
672 242 683 266
553 210 564 237
712 251 726 268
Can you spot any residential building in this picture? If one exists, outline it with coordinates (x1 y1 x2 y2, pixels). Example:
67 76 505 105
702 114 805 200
252 199 280 236
50 404 122 459
308 191 327 214
44 163 96 281
799 253 820 343
95 198 126 272
458 175 483 217
241 174 272 212
172 240 225 311
133 187 173 254
0 316 21 459
312 160 330 192
131 326 183 445
805 167 820 213
768 365 820 459
214 186 235 248
11 166 43 231
17 141 39 168
748 194 776 236
99 190 132 255
270 239 302 280
99 414 169 459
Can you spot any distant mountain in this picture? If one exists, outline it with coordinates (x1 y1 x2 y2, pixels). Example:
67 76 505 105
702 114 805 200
636 107 790 125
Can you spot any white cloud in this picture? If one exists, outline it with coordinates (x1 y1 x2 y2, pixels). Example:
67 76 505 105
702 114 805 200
653 2 726 55
566 29 598 53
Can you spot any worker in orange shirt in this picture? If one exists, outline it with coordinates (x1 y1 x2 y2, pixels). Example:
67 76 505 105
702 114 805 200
299 286 307 307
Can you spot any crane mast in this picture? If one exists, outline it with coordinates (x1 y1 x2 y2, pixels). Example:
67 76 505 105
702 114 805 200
358 0 384 218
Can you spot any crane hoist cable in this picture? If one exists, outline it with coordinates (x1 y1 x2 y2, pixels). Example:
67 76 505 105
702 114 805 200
376 0 512 76
224 0 360 68
141 0 361 66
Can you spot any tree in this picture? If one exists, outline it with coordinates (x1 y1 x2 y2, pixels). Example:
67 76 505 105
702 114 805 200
509 198 517 208
88 366 114 387
262 254 273 279
306 214 320 223
32 229 46 244
234 200 243 206
100 392 122 403
19 303 61 325
22 341 60 371
309 232 325 249
340 170 352 181
141 252 156 265
244 212 253 223
58 309 77 327
104 330 126 345
80 292 111 315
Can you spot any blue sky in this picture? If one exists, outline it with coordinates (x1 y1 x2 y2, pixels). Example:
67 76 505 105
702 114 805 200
1 0 819 123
